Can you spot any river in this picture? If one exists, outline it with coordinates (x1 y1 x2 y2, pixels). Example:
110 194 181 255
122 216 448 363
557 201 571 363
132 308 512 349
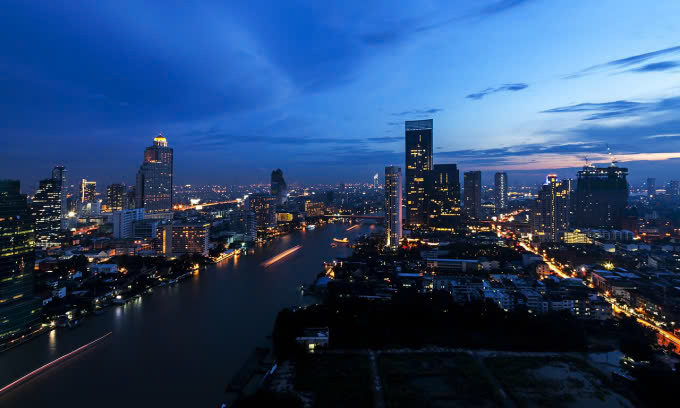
0 222 377 407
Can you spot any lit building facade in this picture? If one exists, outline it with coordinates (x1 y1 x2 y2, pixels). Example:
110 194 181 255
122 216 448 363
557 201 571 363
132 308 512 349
647 177 656 198
113 208 145 239
494 172 508 214
573 165 628 229
532 175 570 242
51 165 68 229
304 201 325 218
80 179 97 202
33 178 61 248
160 223 210 256
405 119 433 228
106 183 126 212
463 171 482 219
246 194 277 231
669 180 680 198
136 135 174 214
0 180 41 340
384 166 402 247
428 164 461 229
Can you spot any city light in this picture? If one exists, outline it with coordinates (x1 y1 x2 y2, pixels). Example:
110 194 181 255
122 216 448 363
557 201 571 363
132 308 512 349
261 245 302 267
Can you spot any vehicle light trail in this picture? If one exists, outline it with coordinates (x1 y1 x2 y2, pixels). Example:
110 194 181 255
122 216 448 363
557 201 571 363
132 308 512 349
261 245 302 267
346 225 360 231
0 331 112 395
518 241 571 279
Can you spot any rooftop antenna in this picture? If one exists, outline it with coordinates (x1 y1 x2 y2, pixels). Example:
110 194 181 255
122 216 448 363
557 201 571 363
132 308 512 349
606 144 618 166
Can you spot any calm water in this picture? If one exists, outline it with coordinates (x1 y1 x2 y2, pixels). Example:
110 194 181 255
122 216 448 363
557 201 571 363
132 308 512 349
0 222 377 407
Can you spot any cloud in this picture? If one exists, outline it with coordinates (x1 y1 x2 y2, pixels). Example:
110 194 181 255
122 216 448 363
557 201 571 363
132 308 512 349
566 45 680 78
367 136 403 143
630 61 680 73
541 96 680 121
465 83 528 100
391 108 444 116
477 0 532 17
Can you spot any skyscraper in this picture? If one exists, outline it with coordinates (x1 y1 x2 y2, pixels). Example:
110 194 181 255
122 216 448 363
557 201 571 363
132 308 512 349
494 172 508 214
669 180 680 198
573 165 628 229
106 183 126 212
384 166 402 248
428 164 461 229
271 169 288 205
51 165 68 229
245 194 276 232
405 119 433 228
33 178 61 248
463 171 482 219
647 178 656 198
373 173 379 190
136 135 174 214
80 179 97 202
0 180 41 340
532 175 570 242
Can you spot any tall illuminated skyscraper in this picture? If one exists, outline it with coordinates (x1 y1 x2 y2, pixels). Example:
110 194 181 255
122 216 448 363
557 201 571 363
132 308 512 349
385 166 402 248
405 119 433 228
51 165 68 229
532 175 570 242
373 173 379 190
494 172 508 214
428 164 461 229
136 135 174 214
463 171 482 219
0 180 41 340
33 178 61 248
80 179 97 202
106 183 126 212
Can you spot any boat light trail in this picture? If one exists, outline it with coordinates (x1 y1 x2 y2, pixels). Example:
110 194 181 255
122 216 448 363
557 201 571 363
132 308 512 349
0 331 112 395
346 225 360 231
262 245 302 267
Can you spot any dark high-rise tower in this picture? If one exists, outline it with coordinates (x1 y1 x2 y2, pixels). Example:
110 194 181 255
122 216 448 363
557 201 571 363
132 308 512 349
647 178 656 198
573 165 628 229
532 175 570 242
106 183 126 212
494 172 508 214
136 135 174 214
33 178 61 248
271 169 288 205
428 164 461 228
463 171 482 219
51 165 68 229
385 166 402 248
405 119 433 228
0 180 41 340
80 179 97 202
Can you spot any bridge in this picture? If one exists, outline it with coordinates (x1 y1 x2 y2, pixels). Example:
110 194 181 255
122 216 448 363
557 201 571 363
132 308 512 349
323 214 383 220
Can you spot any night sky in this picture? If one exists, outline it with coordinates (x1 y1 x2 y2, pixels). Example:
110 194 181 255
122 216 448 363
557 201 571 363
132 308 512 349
2 0 680 190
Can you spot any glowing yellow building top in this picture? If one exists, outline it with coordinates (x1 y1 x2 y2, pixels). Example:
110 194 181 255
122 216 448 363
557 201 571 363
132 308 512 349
153 134 168 147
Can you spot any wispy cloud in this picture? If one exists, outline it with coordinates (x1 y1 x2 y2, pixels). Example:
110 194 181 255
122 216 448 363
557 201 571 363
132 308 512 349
477 0 532 17
541 96 680 121
566 45 680 78
630 61 680 73
391 108 444 117
466 83 528 100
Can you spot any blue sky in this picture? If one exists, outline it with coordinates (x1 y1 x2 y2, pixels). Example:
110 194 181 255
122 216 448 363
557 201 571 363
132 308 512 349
2 0 680 189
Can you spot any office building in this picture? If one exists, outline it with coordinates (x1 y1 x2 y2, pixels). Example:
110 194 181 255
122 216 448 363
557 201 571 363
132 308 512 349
573 165 628 229
494 172 508 214
669 180 680 198
245 194 276 231
106 183 126 212
80 179 97 202
385 166 402 247
271 169 288 205
33 178 62 248
428 164 461 229
160 223 210 256
113 208 145 239
0 180 42 340
405 119 433 228
532 175 570 242
136 135 174 214
132 219 160 239
304 201 325 218
51 166 68 229
463 171 482 219
647 178 656 198
373 173 379 189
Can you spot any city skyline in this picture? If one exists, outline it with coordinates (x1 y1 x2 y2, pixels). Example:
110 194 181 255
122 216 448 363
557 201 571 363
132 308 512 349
3 1 680 187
